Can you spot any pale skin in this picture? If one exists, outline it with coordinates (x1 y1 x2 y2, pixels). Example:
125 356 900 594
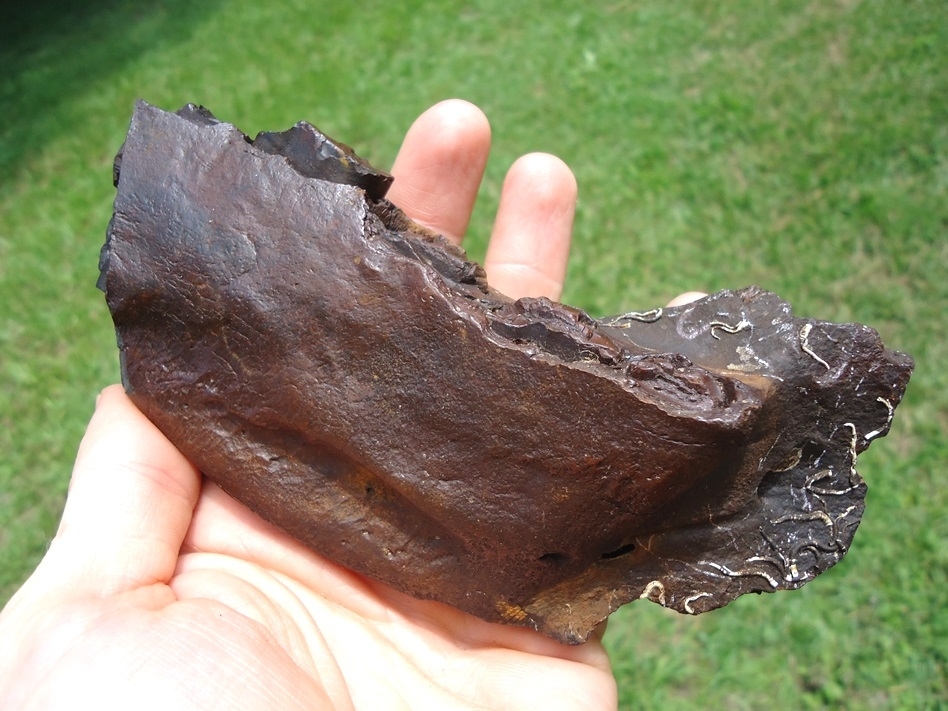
0 100 703 710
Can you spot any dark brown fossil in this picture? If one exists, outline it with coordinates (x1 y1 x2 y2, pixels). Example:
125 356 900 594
99 101 913 644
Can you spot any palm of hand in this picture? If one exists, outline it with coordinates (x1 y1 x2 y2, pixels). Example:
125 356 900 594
0 102 617 710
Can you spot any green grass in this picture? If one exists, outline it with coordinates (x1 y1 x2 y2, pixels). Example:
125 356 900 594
1 0 945 708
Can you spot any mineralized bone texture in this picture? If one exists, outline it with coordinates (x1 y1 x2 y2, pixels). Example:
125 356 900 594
99 101 913 644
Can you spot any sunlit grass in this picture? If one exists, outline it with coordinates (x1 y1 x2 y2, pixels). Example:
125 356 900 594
1 1 945 708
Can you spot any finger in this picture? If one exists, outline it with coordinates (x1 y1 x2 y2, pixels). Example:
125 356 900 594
181 480 395 622
44 385 200 595
484 153 577 301
666 291 707 307
387 99 491 244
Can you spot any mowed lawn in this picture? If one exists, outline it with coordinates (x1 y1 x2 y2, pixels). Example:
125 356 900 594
1 1 945 708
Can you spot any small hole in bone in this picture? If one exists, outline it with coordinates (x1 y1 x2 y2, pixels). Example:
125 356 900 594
600 543 636 560
538 552 568 564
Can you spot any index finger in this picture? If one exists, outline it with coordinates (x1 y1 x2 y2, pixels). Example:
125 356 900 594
387 100 491 244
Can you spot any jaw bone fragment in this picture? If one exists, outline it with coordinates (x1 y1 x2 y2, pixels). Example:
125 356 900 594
99 101 914 644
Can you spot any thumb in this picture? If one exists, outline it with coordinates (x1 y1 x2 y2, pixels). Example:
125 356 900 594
44 385 201 596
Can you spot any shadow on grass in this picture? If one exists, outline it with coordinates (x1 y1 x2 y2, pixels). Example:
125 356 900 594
0 0 221 185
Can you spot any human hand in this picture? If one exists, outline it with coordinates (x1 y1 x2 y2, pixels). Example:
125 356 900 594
0 101 618 710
